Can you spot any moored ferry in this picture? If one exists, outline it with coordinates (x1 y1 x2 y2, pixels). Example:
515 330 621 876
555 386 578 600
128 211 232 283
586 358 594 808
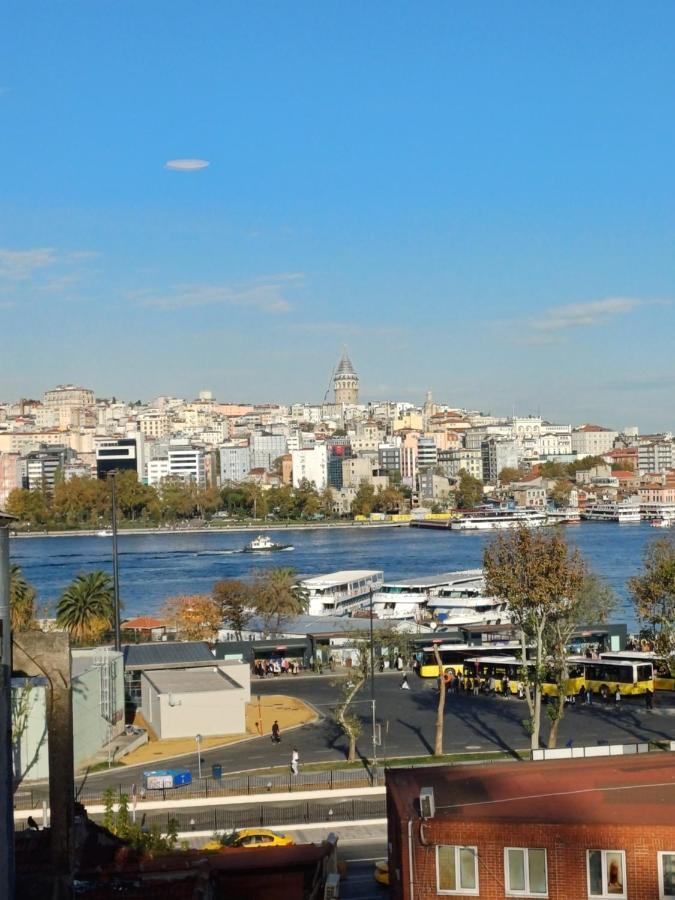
580 501 641 524
370 570 484 621
299 569 384 616
450 507 548 531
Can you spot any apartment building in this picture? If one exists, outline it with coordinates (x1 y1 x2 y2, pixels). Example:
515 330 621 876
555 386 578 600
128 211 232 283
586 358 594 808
167 444 206 486
291 445 328 490
220 442 251 484
386 753 675 900
571 425 619 458
637 439 674 475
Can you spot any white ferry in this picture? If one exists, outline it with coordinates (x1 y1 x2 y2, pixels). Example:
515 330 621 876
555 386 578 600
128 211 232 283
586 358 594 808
427 577 512 628
580 501 641 524
299 570 384 616
450 507 548 531
370 570 484 621
640 502 675 525
547 506 581 525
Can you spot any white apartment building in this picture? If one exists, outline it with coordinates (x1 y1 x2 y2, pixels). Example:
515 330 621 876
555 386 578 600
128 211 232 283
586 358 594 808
250 433 288 470
511 416 542 440
291 445 328 490
147 458 170 485
638 440 674 475
220 443 251 483
571 425 618 457
167 444 206 486
138 412 172 440
539 431 573 456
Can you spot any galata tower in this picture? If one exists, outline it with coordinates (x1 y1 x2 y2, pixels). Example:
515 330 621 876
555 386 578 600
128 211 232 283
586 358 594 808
333 349 359 405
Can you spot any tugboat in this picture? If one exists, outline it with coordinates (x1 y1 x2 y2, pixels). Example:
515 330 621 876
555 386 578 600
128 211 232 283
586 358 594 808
242 534 294 553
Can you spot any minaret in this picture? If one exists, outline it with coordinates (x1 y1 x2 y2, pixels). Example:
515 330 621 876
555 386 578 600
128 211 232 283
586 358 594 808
333 349 359 405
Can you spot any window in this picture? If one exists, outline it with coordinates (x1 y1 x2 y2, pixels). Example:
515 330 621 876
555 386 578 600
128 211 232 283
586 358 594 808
587 850 627 898
659 853 675 899
436 845 479 895
505 848 548 896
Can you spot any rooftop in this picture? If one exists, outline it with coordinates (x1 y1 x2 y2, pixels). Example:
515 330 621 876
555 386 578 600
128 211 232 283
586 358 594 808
386 753 675 827
335 349 357 377
121 616 169 630
299 570 383 589
143 667 239 694
123 640 214 668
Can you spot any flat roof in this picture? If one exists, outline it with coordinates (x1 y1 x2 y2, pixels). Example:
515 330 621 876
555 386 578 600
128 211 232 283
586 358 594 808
299 570 383 588
143 667 238 694
386 753 675 827
123 641 214 668
379 570 483 588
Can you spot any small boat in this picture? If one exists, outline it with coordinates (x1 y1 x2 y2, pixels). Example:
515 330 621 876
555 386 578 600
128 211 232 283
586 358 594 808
97 530 113 537
242 535 294 553
651 518 672 529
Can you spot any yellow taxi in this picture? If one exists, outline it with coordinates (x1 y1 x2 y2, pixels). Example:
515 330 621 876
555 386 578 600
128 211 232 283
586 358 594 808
218 828 294 849
374 859 389 886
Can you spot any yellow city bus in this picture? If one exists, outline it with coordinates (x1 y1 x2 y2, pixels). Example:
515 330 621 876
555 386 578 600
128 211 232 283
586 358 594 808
601 651 674 691
463 657 586 697
576 657 654 698
418 642 522 678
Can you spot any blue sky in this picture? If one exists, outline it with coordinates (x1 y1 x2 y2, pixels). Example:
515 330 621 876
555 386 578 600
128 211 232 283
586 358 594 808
2 2 675 429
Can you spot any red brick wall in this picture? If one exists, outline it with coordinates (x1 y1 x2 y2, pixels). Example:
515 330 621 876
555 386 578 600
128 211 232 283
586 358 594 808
389 817 675 900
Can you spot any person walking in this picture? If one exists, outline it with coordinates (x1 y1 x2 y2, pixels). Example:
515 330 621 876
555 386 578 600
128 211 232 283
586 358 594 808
586 685 593 706
291 748 299 776
400 673 410 690
501 673 509 697
614 685 621 706
396 654 403 672
645 688 654 710
271 720 281 744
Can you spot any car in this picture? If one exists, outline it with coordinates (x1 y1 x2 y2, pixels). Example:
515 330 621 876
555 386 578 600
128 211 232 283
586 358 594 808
220 828 294 849
374 859 389 886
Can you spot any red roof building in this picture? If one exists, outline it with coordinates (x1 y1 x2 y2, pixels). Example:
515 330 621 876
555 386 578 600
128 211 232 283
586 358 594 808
386 753 675 899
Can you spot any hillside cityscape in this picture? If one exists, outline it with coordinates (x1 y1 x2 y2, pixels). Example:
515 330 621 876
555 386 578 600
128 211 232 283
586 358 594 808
2 349 675 529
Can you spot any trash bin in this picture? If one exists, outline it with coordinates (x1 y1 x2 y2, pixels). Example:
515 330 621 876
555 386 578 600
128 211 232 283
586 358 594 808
212 764 222 780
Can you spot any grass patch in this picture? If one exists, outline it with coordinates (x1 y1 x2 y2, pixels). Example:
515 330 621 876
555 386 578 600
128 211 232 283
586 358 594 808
87 761 126 773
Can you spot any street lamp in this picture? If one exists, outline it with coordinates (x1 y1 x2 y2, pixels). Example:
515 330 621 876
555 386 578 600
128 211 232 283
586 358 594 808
195 733 202 780
369 588 377 767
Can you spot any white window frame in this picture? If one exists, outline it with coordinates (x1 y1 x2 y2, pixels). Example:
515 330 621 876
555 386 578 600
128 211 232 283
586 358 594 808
659 851 675 900
504 847 549 897
586 849 627 899
435 844 479 895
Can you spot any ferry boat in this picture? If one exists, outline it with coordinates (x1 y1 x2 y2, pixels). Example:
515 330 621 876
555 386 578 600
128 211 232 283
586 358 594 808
96 530 113 537
370 570 484 621
449 507 548 531
580 501 641 524
242 535 294 552
299 569 384 616
546 506 581 525
650 518 673 529
427 577 512 628
641 502 675 525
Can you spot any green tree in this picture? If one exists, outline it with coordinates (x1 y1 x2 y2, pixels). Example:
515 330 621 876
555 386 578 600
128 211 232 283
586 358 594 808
628 538 675 671
161 594 221 641
6 488 52 528
319 485 335 517
112 471 159 521
212 579 253 639
351 482 376 516
252 568 308 636
549 478 572 508
10 564 37 631
56 571 115 645
566 456 607 477
483 528 585 750
101 788 179 854
498 466 521 486
372 486 405 514
455 470 483 509
539 460 568 479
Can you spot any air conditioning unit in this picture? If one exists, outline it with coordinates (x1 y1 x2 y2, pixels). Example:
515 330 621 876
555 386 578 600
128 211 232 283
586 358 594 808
324 872 340 899
420 786 435 819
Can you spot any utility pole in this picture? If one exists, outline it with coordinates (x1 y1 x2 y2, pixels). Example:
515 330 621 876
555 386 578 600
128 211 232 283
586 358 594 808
369 588 377 768
0 511 17 900
110 472 121 652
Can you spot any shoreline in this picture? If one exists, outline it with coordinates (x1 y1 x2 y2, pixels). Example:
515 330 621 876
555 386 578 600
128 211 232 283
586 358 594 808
10 521 405 539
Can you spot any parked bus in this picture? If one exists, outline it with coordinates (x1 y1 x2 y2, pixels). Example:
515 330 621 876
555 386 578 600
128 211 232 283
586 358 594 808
600 650 671 690
463 656 586 697
572 656 654 698
418 642 522 678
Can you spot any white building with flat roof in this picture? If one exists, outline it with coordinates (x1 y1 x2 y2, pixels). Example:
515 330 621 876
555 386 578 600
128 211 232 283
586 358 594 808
291 444 328 490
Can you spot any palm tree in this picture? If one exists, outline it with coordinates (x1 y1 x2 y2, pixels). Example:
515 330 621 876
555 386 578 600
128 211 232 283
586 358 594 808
56 571 115 644
10 564 37 631
252 568 308 637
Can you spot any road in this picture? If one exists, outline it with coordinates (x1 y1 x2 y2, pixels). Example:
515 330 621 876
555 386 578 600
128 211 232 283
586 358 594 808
75 672 675 790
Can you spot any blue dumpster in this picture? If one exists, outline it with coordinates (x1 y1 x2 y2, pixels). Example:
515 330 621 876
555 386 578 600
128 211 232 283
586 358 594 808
212 764 222 780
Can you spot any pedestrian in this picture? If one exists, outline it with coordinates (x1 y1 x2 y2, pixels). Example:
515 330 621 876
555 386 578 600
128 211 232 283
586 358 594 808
329 655 335 672
645 688 654 710
290 748 299 776
578 685 586 705
271 720 281 744
501 673 509 697
400 674 410 690
396 655 403 672
473 677 480 697
517 681 525 700
614 685 621 706
586 685 593 706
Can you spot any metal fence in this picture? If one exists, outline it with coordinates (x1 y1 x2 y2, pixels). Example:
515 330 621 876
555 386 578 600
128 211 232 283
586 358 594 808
14 766 386 811
15 796 387 832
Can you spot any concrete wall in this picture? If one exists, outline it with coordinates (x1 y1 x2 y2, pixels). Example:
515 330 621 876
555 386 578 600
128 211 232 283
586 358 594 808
71 650 125 769
219 661 251 701
11 678 50 783
141 673 246 739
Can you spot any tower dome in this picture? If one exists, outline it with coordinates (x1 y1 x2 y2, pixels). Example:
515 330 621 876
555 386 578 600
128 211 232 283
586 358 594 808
333 349 359 405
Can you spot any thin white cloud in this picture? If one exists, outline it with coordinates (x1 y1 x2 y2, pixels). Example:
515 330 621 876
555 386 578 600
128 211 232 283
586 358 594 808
0 248 56 280
530 297 654 333
136 275 302 314
165 158 210 171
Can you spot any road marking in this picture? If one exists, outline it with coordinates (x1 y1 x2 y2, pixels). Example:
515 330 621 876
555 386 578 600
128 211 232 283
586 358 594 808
348 857 384 863
465 745 482 749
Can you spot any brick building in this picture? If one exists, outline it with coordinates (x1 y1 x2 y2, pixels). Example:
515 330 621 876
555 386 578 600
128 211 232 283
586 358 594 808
386 753 675 899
